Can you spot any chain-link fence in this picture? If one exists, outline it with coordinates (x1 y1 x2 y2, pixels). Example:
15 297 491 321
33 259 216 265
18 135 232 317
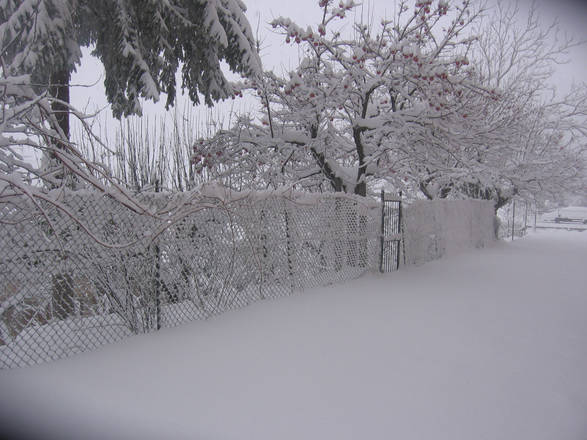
402 199 496 266
0 189 380 368
497 199 534 240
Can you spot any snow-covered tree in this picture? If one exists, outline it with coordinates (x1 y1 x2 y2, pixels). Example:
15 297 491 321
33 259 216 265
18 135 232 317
196 0 585 206
418 0 587 210
414 83 587 210
1 0 262 124
195 0 485 196
0 0 261 192
0 0 263 236
1 0 262 189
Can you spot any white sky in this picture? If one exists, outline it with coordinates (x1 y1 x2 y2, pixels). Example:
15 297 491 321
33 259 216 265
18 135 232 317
70 0 587 134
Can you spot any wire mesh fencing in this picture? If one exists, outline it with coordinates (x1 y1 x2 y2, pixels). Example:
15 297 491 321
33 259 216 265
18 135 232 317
0 188 381 368
402 199 496 266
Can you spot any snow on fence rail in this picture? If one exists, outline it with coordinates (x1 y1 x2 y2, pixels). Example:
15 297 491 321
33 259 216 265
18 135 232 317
0 189 495 369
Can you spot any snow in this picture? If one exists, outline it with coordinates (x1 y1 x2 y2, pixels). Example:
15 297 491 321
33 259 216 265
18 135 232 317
535 222 587 231
204 0 229 48
536 206 587 231
1 230 586 440
540 206 587 222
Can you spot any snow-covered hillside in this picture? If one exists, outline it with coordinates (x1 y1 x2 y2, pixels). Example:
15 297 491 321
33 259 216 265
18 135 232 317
1 230 586 440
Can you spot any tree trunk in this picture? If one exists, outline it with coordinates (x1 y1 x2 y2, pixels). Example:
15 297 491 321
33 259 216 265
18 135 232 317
49 69 71 139
47 69 75 188
354 180 366 197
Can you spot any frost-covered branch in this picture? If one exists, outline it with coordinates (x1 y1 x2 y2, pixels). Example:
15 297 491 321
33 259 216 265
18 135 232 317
198 0 486 196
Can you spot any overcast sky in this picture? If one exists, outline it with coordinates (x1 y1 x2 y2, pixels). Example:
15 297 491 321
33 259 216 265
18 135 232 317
247 0 587 88
70 0 587 132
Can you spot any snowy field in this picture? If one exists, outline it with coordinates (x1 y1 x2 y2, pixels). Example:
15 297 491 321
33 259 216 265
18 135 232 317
535 222 587 231
0 230 586 440
536 206 587 231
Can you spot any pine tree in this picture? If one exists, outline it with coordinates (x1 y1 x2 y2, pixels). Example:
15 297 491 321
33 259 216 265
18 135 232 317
1 0 262 137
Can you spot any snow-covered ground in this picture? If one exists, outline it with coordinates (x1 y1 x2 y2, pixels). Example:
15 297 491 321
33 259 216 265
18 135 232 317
536 206 587 231
539 206 587 222
535 222 587 231
1 230 586 440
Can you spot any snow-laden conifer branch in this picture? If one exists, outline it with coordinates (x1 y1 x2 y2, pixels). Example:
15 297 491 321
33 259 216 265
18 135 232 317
1 0 262 118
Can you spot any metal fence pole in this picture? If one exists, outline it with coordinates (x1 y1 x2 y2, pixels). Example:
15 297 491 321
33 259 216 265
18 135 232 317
380 189 385 273
154 180 161 330
284 202 294 292
154 243 161 331
511 200 516 241
396 194 402 271
524 201 528 233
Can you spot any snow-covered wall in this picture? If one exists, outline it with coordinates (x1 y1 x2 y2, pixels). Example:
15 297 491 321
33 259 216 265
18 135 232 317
402 199 496 266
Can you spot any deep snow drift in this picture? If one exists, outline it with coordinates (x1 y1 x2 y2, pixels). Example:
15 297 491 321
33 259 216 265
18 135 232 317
0 230 586 440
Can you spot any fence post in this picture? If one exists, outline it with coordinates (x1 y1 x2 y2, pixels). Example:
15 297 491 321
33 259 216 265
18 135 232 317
511 200 516 241
524 201 528 233
380 189 385 273
154 243 161 330
154 180 161 330
396 192 402 271
284 201 294 292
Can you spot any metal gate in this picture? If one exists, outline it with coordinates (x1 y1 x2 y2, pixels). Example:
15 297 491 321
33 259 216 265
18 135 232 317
379 190 402 272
